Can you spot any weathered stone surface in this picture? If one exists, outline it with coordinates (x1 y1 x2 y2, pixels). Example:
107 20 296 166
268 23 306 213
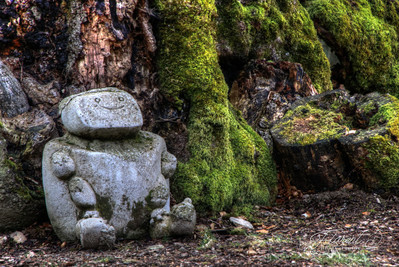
170 198 196 236
0 60 30 117
0 137 45 231
150 198 196 238
271 89 399 193
75 218 116 249
229 60 317 148
229 217 254 230
59 88 143 139
43 88 195 248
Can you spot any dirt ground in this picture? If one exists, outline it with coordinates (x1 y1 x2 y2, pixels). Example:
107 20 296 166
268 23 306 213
0 188 398 266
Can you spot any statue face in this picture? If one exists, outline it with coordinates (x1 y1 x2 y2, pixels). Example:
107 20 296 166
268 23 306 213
60 88 143 139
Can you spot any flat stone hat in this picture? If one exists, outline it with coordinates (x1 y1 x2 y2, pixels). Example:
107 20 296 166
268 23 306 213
59 88 143 139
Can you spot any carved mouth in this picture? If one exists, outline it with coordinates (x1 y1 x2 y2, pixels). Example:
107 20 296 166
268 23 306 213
100 105 125 110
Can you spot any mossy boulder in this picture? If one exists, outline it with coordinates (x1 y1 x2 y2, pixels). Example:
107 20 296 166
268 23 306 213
304 0 399 95
229 60 318 149
216 0 332 92
0 137 45 231
156 0 277 213
271 89 399 194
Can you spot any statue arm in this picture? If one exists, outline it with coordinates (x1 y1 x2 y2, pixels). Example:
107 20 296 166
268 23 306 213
161 150 177 179
50 150 76 180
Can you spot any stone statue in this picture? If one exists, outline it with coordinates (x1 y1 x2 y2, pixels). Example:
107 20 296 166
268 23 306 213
42 88 196 248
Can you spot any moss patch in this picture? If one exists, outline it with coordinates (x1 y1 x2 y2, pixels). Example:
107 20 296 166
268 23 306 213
216 0 332 92
156 0 277 213
276 103 349 145
363 96 399 192
272 90 399 192
305 0 399 95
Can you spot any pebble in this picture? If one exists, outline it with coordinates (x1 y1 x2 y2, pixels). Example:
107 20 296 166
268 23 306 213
10 231 27 244
0 235 7 245
147 244 165 252
229 217 254 229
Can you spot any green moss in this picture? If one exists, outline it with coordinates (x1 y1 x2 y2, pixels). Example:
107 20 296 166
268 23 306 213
3 158 43 201
363 96 399 191
95 193 114 221
305 0 399 95
216 0 332 92
275 103 349 145
364 134 399 191
156 0 277 213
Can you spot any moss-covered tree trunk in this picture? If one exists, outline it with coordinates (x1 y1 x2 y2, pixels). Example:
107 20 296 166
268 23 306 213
156 0 277 213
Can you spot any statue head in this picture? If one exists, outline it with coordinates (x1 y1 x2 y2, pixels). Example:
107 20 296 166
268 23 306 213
59 88 143 139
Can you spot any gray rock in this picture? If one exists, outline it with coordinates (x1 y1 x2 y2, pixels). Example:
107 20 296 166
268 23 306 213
43 88 195 248
0 60 30 117
229 217 254 229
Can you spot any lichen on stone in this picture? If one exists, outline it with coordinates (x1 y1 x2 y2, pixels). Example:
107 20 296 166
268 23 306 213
156 0 277 213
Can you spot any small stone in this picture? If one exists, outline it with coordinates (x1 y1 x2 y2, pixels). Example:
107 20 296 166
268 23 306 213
10 231 27 244
0 235 8 245
147 244 165 252
229 217 254 229
26 251 35 258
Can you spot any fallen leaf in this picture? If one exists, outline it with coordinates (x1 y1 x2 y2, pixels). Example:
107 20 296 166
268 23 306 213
256 229 269 234
60 241 67 248
219 211 227 217
247 248 257 255
210 223 215 230
264 225 277 230
345 224 352 228
362 211 370 216
301 211 311 218
342 183 354 190
10 231 27 244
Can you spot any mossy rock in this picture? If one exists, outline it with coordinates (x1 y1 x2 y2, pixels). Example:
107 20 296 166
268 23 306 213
156 0 277 213
304 0 399 96
216 0 332 92
229 60 318 150
0 137 45 231
271 89 399 194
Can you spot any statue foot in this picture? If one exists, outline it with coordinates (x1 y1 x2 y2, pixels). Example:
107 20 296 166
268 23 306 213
150 198 196 239
170 198 196 236
150 208 171 239
76 217 116 249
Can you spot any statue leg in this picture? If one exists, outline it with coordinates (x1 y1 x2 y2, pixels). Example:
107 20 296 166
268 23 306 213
68 177 116 248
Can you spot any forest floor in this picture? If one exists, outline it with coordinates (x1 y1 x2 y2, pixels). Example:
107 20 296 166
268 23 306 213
0 188 398 266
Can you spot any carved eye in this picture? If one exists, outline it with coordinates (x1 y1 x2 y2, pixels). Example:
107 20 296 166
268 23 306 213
118 97 124 101
95 98 101 103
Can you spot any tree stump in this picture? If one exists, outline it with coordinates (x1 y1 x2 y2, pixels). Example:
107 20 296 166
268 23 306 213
271 89 399 194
